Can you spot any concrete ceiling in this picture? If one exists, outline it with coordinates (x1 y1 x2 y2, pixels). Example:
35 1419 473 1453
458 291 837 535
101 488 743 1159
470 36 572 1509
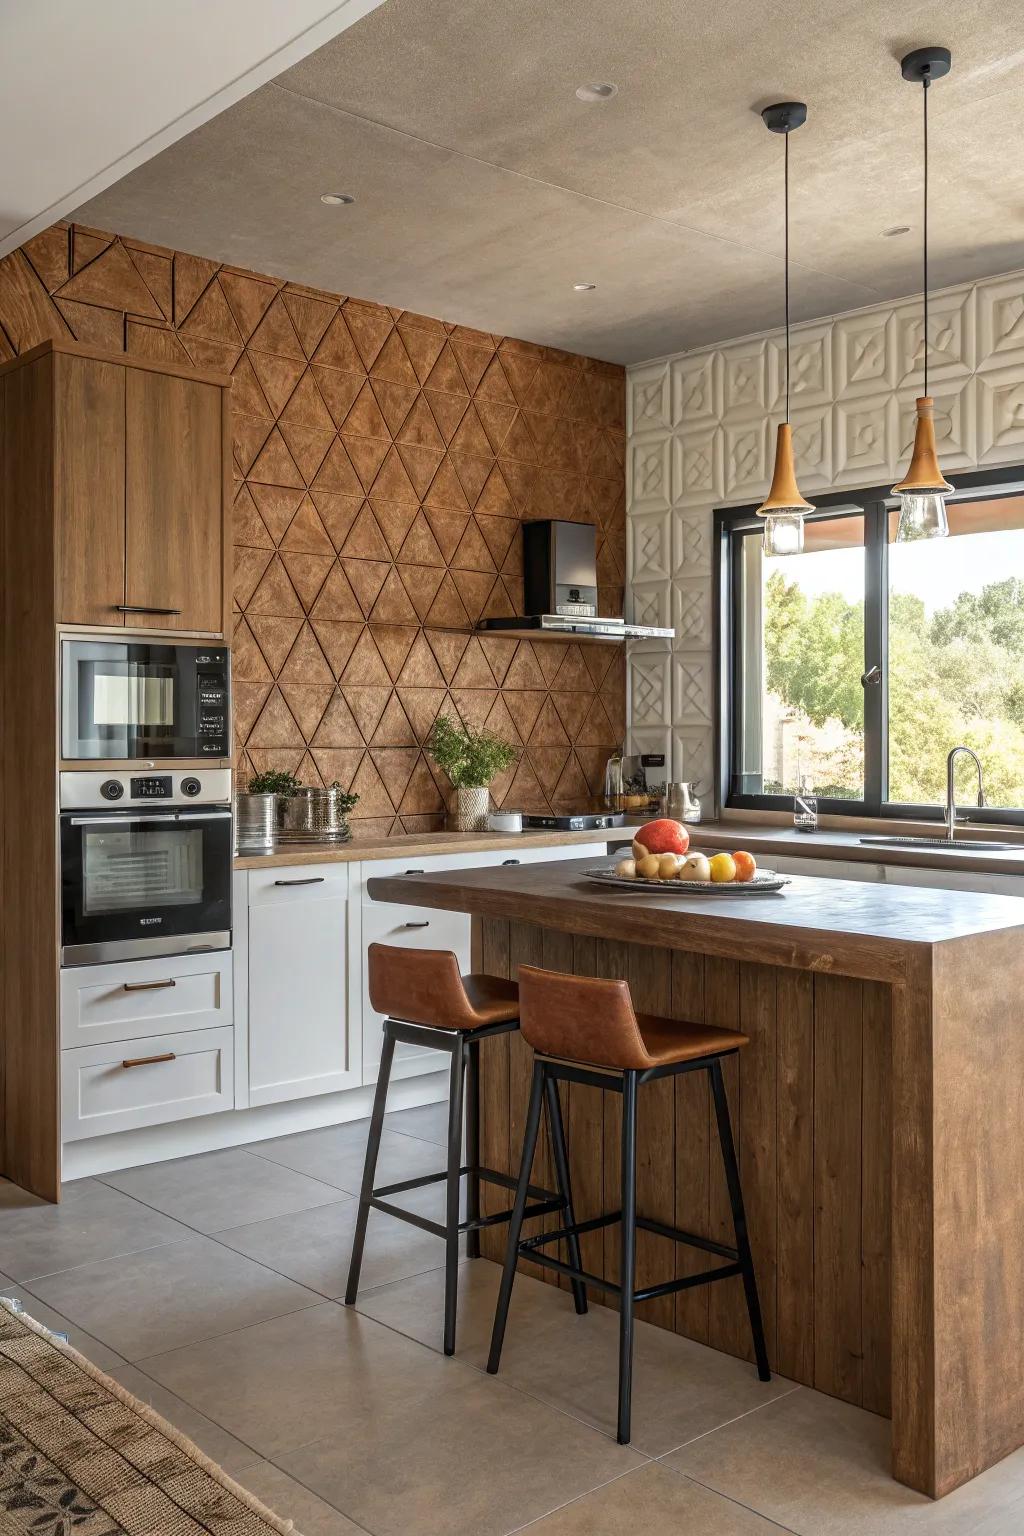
1 0 386 258
71 0 1024 363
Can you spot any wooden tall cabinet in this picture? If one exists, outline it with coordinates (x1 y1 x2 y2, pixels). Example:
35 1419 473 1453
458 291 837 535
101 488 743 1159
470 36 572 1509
0 339 232 1201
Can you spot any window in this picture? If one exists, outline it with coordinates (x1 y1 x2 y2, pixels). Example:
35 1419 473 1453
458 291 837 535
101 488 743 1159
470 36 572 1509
719 469 1024 823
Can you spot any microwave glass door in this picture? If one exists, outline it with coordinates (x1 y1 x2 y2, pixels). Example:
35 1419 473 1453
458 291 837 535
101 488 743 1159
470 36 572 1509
61 640 206 759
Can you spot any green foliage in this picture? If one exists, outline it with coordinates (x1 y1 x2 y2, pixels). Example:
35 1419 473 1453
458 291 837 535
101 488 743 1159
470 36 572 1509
427 712 518 788
763 568 1024 808
246 770 300 797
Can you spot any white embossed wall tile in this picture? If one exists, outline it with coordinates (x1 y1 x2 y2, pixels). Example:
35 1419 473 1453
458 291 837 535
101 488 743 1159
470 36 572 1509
895 377 977 473
976 365 1024 465
672 577 713 647
628 650 672 728
721 338 770 420
671 726 715 797
628 433 672 513
670 425 724 508
768 321 832 410
627 362 672 435
832 394 899 488
671 652 713 724
723 417 770 502
977 272 1024 372
629 509 673 584
833 308 897 399
670 349 722 427
893 285 975 386
628 579 672 629
787 402 833 493
671 508 713 578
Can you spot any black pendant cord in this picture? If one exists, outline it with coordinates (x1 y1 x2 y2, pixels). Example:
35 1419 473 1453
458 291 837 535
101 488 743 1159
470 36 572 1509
784 128 791 424
922 73 929 398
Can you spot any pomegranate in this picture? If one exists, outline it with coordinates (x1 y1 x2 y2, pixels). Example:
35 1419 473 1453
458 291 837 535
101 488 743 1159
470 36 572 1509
631 818 690 859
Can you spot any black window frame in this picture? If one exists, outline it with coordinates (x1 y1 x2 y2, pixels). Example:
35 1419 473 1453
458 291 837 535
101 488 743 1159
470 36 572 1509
715 463 1024 827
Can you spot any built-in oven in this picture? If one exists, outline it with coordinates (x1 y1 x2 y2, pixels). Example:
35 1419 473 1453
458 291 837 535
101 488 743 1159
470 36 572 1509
59 770 232 965
61 638 230 761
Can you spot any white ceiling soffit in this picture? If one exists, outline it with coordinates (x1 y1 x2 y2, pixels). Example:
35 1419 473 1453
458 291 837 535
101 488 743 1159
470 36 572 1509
70 0 1024 363
0 0 387 257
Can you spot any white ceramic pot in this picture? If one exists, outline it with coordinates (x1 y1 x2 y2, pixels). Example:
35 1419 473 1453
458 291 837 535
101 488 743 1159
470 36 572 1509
449 785 490 832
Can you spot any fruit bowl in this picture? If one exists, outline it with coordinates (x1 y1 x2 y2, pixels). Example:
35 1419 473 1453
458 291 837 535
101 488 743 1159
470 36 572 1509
583 867 790 895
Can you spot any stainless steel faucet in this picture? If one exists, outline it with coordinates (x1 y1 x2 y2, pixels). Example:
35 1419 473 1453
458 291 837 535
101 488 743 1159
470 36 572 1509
945 746 985 841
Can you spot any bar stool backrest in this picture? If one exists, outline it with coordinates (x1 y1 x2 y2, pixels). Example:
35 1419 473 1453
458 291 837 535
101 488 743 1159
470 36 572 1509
368 941 479 1030
518 963 652 1070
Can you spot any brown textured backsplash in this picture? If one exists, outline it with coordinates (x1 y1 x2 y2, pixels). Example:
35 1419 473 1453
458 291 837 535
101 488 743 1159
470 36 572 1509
0 223 626 834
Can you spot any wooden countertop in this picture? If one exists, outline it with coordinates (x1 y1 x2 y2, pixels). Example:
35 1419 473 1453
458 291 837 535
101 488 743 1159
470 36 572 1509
233 824 631 869
365 856 1024 982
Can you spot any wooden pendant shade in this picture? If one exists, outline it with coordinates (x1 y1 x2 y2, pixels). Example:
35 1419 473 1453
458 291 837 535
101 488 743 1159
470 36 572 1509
756 423 815 515
891 397 953 494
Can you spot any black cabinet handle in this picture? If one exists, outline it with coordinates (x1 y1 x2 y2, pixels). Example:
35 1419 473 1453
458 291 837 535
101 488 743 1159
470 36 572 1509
405 868 424 874
274 877 326 887
114 605 183 616
403 920 430 929
502 858 520 865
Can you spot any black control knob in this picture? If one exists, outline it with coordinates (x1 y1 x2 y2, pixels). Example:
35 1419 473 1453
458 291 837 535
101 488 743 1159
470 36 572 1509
100 779 124 801
180 776 202 798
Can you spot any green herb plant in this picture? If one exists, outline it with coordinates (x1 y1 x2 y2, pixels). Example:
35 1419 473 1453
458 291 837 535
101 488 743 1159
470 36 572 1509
246 770 301 797
426 713 517 789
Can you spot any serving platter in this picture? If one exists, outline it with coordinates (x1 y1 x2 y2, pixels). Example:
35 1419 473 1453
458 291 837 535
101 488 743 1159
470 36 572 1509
583 868 790 895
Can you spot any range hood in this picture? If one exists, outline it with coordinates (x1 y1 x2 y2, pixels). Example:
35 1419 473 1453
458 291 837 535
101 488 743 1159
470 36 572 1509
479 519 674 640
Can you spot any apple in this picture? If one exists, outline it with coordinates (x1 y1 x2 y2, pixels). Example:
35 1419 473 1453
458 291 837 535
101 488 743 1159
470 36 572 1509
678 852 711 882
634 818 690 858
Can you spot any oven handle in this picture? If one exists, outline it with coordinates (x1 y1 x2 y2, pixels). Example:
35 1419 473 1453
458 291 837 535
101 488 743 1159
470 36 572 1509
68 810 232 825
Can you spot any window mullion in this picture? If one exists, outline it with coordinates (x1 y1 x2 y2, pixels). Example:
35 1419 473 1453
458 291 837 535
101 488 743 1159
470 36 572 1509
862 500 886 813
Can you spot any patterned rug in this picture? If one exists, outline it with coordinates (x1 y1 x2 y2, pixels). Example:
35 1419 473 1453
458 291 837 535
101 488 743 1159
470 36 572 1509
0 1298 297 1535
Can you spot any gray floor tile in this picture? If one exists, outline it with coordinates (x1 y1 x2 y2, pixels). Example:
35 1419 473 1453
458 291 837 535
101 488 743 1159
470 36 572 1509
0 1176 189 1282
384 1100 449 1145
107 1363 265 1478
0 1279 128 1373
30 1234 320 1361
240 1463 367 1535
356 1259 793 1457
250 1123 444 1194
517 1462 794 1534
100 1148 345 1234
664 1387 1024 1536
214 1182 458 1298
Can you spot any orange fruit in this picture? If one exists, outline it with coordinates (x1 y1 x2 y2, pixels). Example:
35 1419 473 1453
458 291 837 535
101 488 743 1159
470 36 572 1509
733 851 757 882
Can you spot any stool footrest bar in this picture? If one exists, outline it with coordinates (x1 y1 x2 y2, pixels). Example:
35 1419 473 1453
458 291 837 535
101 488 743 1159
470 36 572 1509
368 1197 446 1238
633 1262 742 1303
462 1198 565 1233
635 1215 738 1260
521 1248 621 1295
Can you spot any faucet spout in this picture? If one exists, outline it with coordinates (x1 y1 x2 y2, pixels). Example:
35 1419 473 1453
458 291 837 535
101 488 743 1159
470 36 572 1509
945 746 985 842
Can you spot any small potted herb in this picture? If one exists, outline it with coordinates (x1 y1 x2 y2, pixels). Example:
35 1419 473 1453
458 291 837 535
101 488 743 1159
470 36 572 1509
427 713 518 831
235 769 300 853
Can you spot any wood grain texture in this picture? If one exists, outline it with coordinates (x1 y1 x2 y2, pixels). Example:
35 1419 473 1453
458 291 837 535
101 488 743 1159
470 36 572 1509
53 351 126 625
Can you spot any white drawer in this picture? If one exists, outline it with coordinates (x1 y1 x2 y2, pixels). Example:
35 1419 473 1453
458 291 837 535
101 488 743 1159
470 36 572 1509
363 840 607 884
361 901 472 1084
60 953 233 1049
62 1027 234 1142
248 864 349 906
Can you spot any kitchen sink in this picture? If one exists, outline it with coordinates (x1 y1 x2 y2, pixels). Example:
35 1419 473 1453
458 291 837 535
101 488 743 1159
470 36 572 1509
859 835 1019 852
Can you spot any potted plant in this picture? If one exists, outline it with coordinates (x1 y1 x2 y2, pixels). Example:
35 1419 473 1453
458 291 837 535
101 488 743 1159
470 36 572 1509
235 769 300 853
427 713 517 831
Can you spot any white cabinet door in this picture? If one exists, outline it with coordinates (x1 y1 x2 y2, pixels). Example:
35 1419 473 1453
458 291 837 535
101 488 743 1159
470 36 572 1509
247 866 357 1106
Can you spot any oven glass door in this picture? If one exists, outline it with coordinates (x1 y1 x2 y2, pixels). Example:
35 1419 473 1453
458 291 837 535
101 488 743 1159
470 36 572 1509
62 640 201 760
61 807 232 963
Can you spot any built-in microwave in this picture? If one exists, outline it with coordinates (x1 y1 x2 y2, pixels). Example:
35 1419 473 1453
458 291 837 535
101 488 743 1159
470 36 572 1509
61 638 230 761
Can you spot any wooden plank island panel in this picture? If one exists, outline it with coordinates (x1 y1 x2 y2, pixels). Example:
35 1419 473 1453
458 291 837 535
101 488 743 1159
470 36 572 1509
473 916 893 1415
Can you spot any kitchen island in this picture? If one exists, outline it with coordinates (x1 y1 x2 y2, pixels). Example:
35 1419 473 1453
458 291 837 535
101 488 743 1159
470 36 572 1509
366 857 1024 1499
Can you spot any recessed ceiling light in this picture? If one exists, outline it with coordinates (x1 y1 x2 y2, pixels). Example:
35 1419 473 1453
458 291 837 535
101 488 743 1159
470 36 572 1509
883 224 910 236
573 282 597 291
321 193 355 205
575 82 617 102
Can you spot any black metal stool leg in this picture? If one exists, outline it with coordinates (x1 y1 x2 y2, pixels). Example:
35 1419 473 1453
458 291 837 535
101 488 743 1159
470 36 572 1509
464 1037 481 1261
709 1058 771 1382
617 1068 638 1443
443 1034 466 1356
345 1021 396 1305
487 1058 545 1374
544 1074 587 1315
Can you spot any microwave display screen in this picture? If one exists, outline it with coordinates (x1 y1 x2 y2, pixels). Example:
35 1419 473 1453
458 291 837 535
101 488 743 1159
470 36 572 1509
92 671 175 729
82 825 204 914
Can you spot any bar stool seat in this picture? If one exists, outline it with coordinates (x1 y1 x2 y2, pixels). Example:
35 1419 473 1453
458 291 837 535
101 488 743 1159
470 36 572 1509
487 963 771 1444
345 944 573 1357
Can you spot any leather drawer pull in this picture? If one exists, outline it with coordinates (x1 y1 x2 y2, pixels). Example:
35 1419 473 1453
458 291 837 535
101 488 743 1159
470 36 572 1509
121 1052 176 1069
122 978 176 992
404 920 430 929
274 877 325 886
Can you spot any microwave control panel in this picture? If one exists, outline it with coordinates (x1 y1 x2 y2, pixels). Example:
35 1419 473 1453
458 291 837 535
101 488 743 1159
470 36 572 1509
196 656 229 754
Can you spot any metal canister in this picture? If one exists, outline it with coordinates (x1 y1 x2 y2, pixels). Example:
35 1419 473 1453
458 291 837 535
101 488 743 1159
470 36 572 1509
280 786 353 841
234 792 276 853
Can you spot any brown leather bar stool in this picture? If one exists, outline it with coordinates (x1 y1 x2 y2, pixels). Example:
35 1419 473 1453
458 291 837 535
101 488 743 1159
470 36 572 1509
345 944 581 1355
487 964 771 1443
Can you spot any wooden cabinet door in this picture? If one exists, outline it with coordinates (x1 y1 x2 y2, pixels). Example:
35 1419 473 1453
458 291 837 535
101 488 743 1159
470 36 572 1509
53 353 126 625
125 369 223 633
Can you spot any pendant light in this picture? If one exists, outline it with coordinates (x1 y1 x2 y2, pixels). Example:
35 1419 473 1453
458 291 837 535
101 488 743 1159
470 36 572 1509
756 101 813 557
893 47 953 541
